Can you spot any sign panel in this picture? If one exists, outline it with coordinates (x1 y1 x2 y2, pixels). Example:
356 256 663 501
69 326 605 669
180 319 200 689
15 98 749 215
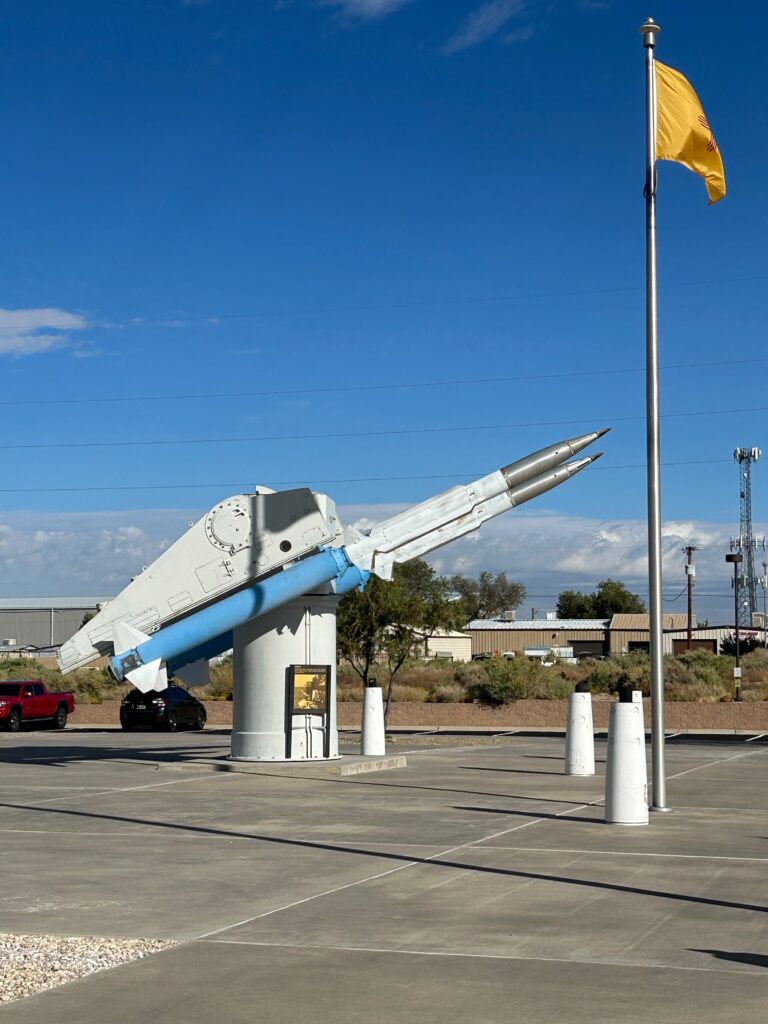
285 664 332 759
290 664 330 714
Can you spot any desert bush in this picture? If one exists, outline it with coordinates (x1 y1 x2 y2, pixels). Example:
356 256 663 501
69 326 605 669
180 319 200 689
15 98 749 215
389 684 426 702
741 648 768 686
426 681 470 703
453 661 487 688
0 658 123 704
197 657 233 700
525 675 573 701
462 656 553 707
674 648 728 687
337 680 363 702
583 652 650 694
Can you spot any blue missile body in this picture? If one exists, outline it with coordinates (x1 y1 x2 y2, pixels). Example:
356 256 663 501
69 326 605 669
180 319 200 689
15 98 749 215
110 546 355 684
164 561 370 678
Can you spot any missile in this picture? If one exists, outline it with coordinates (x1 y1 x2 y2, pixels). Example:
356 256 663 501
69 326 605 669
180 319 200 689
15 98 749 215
108 432 606 691
110 546 355 691
344 431 608 578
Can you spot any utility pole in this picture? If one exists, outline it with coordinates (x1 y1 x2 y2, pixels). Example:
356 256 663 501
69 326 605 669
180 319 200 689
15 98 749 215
683 545 698 650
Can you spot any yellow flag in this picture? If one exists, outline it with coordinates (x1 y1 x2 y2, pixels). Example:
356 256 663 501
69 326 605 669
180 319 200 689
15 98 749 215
655 61 726 204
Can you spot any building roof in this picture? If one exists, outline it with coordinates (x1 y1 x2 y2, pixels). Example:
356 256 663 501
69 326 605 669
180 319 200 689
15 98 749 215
609 613 691 631
426 629 471 639
0 597 108 611
466 619 609 631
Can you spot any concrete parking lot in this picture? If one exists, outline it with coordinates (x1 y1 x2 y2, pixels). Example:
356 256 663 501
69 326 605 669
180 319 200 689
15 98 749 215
1 729 767 1022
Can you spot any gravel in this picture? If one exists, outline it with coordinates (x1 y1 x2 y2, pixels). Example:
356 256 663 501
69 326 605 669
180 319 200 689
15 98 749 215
0 933 175 1004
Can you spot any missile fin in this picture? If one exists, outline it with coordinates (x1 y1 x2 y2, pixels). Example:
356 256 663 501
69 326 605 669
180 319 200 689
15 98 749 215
112 620 152 655
126 659 168 694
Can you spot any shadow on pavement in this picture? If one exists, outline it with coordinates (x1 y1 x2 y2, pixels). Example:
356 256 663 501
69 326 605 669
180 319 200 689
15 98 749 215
2 799 766 916
460 766 568 777
0 742 224 768
692 950 768 969
454 804 601 825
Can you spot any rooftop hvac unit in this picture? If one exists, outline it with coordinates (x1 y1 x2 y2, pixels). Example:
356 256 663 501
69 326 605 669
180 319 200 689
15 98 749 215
503 610 516 622
2 639 16 646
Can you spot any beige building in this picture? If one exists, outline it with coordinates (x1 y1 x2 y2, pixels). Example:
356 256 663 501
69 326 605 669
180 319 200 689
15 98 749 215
423 630 472 662
466 619 609 658
608 614 689 656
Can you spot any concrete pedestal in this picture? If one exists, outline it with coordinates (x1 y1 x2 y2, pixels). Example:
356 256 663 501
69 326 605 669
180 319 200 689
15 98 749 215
231 594 339 761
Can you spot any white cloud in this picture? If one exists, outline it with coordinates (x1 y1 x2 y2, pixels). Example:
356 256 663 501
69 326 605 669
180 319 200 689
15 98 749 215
0 510 194 597
319 0 416 19
0 505 749 622
339 504 750 622
443 0 527 54
0 308 88 358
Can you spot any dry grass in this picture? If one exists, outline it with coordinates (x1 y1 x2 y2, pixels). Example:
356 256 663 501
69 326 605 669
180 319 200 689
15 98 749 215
8 650 768 707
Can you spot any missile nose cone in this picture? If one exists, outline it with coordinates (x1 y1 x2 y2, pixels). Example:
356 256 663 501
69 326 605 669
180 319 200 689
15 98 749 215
565 428 611 456
566 452 603 475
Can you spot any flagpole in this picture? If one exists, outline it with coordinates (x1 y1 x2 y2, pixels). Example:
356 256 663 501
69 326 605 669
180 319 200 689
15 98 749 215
639 16 668 812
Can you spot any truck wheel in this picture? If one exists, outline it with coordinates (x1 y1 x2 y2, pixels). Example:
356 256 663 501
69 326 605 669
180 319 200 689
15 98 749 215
54 706 68 730
6 709 21 733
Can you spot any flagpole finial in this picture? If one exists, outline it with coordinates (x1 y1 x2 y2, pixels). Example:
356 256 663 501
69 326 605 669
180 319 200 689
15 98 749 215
639 17 661 47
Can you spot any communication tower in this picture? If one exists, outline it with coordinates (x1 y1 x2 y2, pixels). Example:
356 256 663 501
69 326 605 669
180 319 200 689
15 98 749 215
730 447 765 628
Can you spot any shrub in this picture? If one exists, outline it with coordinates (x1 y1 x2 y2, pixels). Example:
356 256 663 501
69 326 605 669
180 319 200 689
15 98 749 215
389 684 426 703
426 681 470 703
583 652 650 695
463 656 551 707
337 681 363 702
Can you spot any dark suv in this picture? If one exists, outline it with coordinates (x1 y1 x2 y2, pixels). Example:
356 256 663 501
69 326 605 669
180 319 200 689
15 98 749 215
120 685 207 732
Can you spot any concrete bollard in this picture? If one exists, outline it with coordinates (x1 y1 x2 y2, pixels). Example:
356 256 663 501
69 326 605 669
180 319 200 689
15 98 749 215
565 681 595 776
361 680 386 756
604 683 649 825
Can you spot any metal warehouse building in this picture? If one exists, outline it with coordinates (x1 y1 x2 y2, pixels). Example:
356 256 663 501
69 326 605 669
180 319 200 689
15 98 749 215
608 613 690 655
0 598 106 649
466 619 610 658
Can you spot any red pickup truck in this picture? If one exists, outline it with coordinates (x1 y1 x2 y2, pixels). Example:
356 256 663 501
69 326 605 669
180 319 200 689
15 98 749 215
0 680 75 732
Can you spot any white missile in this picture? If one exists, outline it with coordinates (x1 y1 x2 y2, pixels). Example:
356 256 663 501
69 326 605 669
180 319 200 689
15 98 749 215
60 429 608 689
344 432 607 579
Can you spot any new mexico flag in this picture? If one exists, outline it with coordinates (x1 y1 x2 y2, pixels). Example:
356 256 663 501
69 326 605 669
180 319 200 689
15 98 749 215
655 61 726 204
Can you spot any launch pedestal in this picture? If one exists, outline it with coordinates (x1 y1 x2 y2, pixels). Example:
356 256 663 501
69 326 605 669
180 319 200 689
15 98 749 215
231 594 340 762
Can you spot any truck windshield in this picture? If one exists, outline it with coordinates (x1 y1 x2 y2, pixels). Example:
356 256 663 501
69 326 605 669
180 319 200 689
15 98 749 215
0 684 23 696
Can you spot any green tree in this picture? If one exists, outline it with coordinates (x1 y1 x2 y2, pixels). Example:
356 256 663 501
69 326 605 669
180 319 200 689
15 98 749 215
556 578 646 619
448 571 526 622
554 590 597 619
337 559 461 719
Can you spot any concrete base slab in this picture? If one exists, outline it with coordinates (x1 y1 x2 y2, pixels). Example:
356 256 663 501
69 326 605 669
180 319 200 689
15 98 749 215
0 732 767 1022
160 753 408 776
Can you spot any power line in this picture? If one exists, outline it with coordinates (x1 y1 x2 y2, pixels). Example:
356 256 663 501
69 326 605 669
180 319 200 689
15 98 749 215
0 457 736 493
2 404 768 452
62 271 768 330
2 355 768 409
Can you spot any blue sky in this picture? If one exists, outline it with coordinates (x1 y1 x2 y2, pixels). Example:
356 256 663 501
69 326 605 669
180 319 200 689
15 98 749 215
1 0 766 620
